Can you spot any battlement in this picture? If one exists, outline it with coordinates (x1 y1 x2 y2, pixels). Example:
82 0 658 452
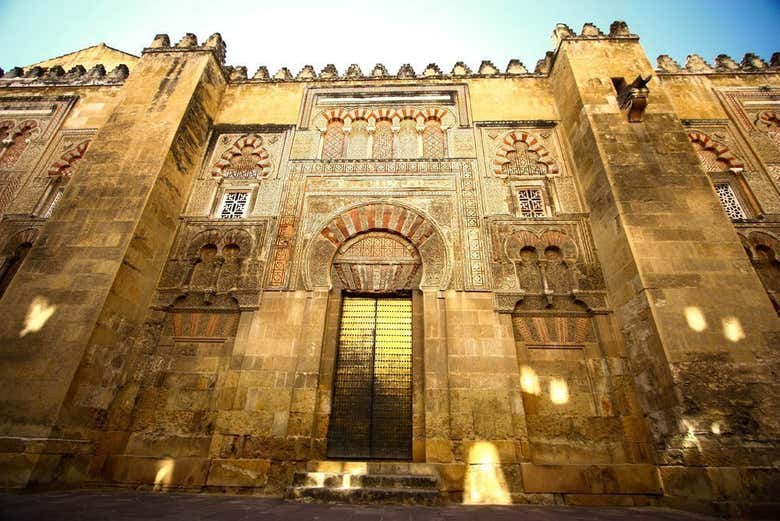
656 52 780 74
1 21 778 88
0 63 129 87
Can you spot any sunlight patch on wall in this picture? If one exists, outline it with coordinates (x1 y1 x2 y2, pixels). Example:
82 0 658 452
722 316 745 342
19 296 56 337
549 377 569 405
463 441 511 505
684 306 707 332
520 365 541 395
153 458 174 491
681 419 702 452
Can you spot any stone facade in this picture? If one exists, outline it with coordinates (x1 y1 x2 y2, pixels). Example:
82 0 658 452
0 23 778 518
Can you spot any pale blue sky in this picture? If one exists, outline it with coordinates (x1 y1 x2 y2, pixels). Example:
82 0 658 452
0 0 778 74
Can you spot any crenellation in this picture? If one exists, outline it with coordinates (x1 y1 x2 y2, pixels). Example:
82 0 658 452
345 64 362 78
176 32 198 48
228 66 248 81
202 33 226 64
656 51 778 75
150 33 170 48
273 67 293 80
397 63 415 78
422 63 442 77
371 63 389 77
505 59 528 74
580 22 604 37
3 67 23 78
657 55 682 73
534 51 554 74
478 60 499 76
714 54 740 72
685 54 713 73
252 66 269 80
741 52 768 71
297 65 317 80
0 62 130 87
451 61 472 76
608 20 632 37
86 63 106 78
320 63 338 79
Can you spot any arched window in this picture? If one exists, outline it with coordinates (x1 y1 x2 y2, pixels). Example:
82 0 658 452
688 132 752 221
190 244 219 290
396 118 418 158
421 119 445 158
346 119 369 159
372 119 394 159
322 120 346 160
0 241 33 298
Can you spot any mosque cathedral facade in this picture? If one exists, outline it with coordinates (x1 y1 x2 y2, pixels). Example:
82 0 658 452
0 21 778 517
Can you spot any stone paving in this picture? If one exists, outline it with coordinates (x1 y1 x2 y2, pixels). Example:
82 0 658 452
0 490 723 521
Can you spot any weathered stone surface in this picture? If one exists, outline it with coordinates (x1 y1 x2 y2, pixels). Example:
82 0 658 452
0 24 778 518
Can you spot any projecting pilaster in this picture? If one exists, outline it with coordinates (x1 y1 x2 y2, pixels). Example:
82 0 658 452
0 33 227 487
549 22 780 512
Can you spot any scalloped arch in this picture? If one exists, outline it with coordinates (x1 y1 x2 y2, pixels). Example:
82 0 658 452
687 131 744 172
492 131 559 177
48 140 90 177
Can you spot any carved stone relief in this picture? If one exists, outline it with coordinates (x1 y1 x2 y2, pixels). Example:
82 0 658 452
685 121 780 214
487 218 606 312
155 219 268 309
303 201 451 290
0 96 77 215
718 89 780 166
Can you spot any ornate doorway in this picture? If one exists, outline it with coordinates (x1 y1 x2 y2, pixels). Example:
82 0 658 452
327 294 413 459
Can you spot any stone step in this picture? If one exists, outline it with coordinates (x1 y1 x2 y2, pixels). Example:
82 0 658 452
305 460 437 475
292 471 438 490
286 485 442 505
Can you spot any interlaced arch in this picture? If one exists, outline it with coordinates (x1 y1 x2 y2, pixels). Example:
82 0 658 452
687 132 744 173
492 131 559 178
211 134 272 179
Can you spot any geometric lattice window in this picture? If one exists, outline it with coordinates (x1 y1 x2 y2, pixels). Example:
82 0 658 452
422 119 445 158
322 121 345 160
517 188 546 217
219 191 249 219
372 120 394 159
714 183 747 220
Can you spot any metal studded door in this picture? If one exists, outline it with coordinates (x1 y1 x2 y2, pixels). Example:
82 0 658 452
327 295 412 460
